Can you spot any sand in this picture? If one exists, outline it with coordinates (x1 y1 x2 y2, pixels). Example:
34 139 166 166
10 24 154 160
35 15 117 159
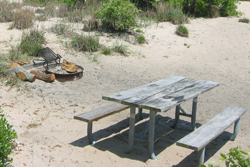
0 1 250 167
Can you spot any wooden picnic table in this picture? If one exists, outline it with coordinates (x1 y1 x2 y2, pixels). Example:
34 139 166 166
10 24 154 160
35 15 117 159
102 76 219 160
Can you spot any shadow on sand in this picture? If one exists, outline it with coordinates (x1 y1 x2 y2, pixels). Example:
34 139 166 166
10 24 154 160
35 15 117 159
70 113 232 165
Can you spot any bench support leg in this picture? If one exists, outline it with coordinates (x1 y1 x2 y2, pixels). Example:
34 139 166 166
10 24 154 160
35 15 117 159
171 105 180 128
230 119 240 141
138 108 143 120
191 97 198 130
198 147 205 167
148 110 158 160
87 122 95 145
127 106 136 153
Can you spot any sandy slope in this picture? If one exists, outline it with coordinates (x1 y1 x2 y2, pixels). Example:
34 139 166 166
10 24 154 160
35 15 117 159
0 2 250 167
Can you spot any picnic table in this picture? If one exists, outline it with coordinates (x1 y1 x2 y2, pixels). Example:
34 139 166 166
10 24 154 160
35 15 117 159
102 76 219 160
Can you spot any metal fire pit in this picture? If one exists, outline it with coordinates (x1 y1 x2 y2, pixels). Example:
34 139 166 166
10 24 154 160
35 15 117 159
45 63 84 82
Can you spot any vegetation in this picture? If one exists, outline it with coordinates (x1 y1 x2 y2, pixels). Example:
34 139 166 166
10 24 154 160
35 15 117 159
102 48 111 55
0 106 17 166
113 43 128 55
176 24 189 37
201 146 250 167
12 9 35 29
155 2 189 24
0 0 13 22
239 18 250 23
95 0 139 31
137 35 146 44
19 29 46 56
71 35 100 52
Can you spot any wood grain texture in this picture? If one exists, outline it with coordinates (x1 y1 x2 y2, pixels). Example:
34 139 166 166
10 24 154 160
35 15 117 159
176 105 247 151
103 76 219 112
74 103 129 122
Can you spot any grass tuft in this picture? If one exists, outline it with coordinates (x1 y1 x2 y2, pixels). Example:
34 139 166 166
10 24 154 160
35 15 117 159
239 18 249 23
176 24 189 37
71 35 100 52
18 29 46 56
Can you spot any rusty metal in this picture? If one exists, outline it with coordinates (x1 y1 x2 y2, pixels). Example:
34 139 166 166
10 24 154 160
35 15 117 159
45 63 84 82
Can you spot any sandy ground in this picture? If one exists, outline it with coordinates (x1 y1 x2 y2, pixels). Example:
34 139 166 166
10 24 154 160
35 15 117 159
0 1 250 167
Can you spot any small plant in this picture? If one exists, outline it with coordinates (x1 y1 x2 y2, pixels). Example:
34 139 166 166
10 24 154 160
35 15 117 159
12 9 35 29
0 106 17 166
102 48 111 55
239 18 250 23
95 0 139 31
176 24 189 37
136 29 143 33
137 35 146 44
71 35 100 52
0 0 13 22
113 43 128 55
201 146 250 167
18 29 45 56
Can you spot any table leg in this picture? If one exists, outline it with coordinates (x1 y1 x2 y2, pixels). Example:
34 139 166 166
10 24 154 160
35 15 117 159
171 105 180 128
127 106 136 153
148 110 158 160
138 108 143 120
191 97 198 130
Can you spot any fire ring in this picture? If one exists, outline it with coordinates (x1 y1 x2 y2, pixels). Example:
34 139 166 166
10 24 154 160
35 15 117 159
45 63 84 82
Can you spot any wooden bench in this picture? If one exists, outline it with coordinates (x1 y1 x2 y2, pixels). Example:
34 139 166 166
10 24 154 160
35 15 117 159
74 103 129 145
176 105 247 167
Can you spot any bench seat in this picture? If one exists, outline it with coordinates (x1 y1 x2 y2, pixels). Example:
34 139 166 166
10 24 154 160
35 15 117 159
74 103 129 144
176 105 247 167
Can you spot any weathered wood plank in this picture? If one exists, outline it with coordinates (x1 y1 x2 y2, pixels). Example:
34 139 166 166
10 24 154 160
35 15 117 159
176 106 247 151
74 103 129 122
137 80 219 112
102 76 185 103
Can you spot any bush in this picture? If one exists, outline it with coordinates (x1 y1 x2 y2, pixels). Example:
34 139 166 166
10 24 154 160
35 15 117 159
71 35 100 52
176 24 189 37
155 2 188 24
102 48 111 55
83 15 99 32
163 0 240 17
0 106 17 166
0 0 13 22
137 35 146 44
12 9 35 29
18 29 45 56
95 0 139 31
201 146 250 167
239 18 249 23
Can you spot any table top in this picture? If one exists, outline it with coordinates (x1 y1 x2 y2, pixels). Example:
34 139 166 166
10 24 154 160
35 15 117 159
102 76 219 112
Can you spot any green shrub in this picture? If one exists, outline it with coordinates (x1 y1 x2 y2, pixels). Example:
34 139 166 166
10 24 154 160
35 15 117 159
12 9 35 29
0 0 13 22
201 146 250 167
95 0 139 31
102 48 111 55
155 2 188 24
176 24 189 37
239 18 250 23
19 29 45 56
0 106 17 166
71 35 100 52
137 35 146 44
